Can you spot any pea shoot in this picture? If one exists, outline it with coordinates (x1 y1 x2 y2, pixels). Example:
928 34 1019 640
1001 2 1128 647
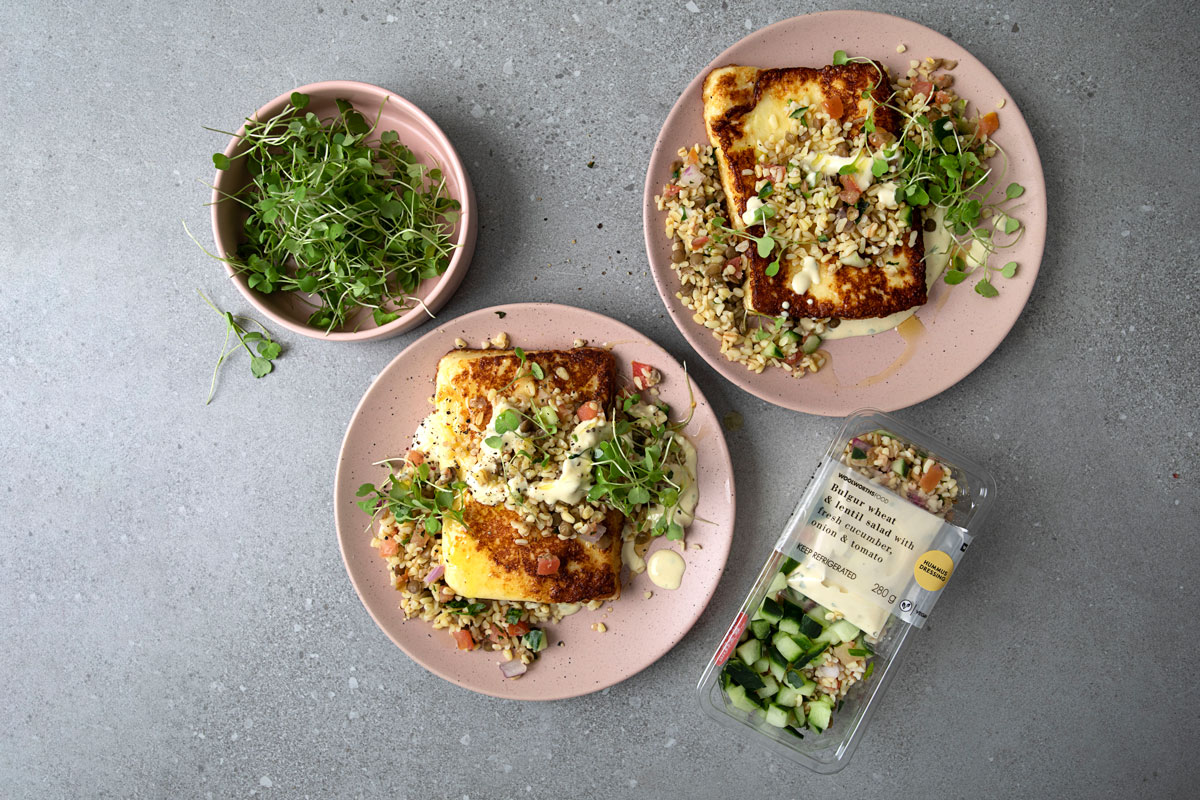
198 290 282 404
356 461 465 535
210 92 461 332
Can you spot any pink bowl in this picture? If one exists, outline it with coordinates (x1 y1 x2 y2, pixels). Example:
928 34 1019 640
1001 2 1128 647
210 80 477 342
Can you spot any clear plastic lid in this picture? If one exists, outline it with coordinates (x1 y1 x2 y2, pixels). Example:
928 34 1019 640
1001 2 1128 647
696 409 996 773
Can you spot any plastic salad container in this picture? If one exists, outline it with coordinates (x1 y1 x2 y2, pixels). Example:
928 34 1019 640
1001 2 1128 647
696 409 996 773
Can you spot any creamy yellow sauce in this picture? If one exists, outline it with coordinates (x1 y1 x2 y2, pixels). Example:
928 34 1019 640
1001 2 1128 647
646 549 686 590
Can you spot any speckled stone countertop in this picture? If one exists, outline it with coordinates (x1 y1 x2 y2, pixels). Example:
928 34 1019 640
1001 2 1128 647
2 1 1196 797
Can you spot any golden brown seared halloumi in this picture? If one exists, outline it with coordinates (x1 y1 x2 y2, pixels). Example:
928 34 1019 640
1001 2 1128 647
430 345 624 603
416 347 618 472
442 500 623 603
702 63 927 320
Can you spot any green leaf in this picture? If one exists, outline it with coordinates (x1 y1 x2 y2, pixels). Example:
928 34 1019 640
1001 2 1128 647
212 152 230 170
864 117 875 134
757 182 774 200
627 486 651 505
756 235 775 258
1000 261 1018 279
838 163 858 176
974 278 999 297
258 341 282 360
530 362 545 380
484 435 503 449
943 269 968 285
765 259 781 277
356 483 376 497
424 516 441 534
250 356 272 378
290 92 310 109
373 309 400 326
1003 217 1021 234
513 346 526 363
1005 182 1025 199
871 158 887 177
665 522 685 541
832 49 849 65
494 409 520 434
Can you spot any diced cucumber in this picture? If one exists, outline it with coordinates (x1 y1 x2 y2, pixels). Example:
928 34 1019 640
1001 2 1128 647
777 617 801 636
755 675 780 699
764 343 784 360
796 677 818 697
892 457 909 477
772 632 804 662
795 642 829 668
784 668 807 689
778 330 801 346
768 658 786 683
801 333 822 354
807 700 833 733
776 686 802 708
805 608 830 628
736 639 762 666
791 707 807 729
767 571 788 595
726 683 760 714
750 619 771 640
780 556 800 574
725 661 765 691
764 703 790 728
758 597 783 624
799 615 824 639
753 657 770 674
827 619 861 644
780 598 807 623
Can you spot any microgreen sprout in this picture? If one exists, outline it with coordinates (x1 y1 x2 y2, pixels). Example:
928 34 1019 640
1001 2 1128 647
356 460 465 535
197 290 282 404
207 92 461 332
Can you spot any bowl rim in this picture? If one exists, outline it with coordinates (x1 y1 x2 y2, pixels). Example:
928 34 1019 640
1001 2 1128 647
209 80 475 342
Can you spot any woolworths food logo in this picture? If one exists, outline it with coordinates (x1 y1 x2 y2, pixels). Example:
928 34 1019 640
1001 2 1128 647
913 550 954 591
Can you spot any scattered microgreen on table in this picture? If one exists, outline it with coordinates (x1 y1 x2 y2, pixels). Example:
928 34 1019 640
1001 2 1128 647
198 290 282 404
209 92 461 331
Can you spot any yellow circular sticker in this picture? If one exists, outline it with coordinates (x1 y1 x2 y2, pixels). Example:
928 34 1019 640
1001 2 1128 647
914 550 954 591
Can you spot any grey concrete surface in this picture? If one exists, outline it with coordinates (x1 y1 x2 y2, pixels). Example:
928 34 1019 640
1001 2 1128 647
2 0 1197 797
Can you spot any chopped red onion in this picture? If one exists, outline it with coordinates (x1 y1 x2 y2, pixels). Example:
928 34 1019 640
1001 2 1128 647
423 564 445 583
577 523 606 544
499 660 527 679
851 437 871 451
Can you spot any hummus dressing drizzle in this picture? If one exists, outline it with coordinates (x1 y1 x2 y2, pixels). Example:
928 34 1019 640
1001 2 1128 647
646 549 686 590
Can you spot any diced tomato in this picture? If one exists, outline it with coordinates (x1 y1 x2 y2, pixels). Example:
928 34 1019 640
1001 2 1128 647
823 95 844 119
631 361 660 390
978 112 1000 137
663 184 682 198
406 449 425 465
536 554 561 576
785 350 807 366
868 129 895 148
451 630 475 650
691 235 710 249
919 463 945 493
934 90 954 106
506 622 531 637
766 164 786 183
839 176 862 204
912 80 934 99
576 402 599 421
378 538 400 557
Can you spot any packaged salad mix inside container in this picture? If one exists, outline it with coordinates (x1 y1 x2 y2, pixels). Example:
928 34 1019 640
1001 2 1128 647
696 409 996 774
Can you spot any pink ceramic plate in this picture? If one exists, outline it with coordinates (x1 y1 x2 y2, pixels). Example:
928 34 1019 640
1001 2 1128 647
334 304 735 700
212 80 477 342
643 11 1046 415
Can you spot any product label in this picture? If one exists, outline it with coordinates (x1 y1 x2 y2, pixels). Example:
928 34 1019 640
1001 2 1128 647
777 458 971 636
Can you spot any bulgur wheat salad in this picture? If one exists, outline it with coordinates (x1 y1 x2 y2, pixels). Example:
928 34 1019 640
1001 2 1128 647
718 429 961 736
358 344 700 679
656 51 1026 378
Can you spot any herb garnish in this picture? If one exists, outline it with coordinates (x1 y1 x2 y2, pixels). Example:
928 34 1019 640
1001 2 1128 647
198 290 282 404
356 461 464 535
209 92 460 331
